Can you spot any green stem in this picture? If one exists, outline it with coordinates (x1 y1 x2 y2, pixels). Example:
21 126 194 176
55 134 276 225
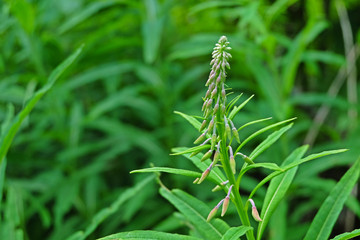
218 121 255 240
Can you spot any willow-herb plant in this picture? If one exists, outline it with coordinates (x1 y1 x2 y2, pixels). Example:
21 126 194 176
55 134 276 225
124 36 360 240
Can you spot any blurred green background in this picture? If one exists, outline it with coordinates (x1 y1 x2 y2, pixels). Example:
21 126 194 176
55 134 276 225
1 0 360 239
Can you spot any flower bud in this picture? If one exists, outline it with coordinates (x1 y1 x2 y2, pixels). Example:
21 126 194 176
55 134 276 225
229 146 236 174
224 116 231 140
211 86 217 99
213 141 221 165
221 185 233 216
216 74 222 84
208 116 215 133
193 178 199 184
202 99 208 112
211 129 217 150
249 199 262 222
198 162 213 184
221 84 226 99
205 89 211 99
201 149 212 162
194 130 208 144
199 119 207 132
206 98 213 109
236 152 254 164
207 199 224 222
229 119 240 143
213 102 219 114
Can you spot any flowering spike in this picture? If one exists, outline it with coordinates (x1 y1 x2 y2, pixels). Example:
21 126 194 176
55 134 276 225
249 199 262 222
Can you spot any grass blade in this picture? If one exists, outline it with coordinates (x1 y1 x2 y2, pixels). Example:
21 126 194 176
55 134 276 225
304 157 360 240
174 111 202 131
330 229 360 240
97 230 202 240
235 118 296 153
160 188 229 240
0 45 83 166
228 94 254 120
221 226 253 240
249 123 293 160
257 145 308 240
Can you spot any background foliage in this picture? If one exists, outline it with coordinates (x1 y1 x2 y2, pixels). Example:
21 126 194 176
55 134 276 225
0 0 359 239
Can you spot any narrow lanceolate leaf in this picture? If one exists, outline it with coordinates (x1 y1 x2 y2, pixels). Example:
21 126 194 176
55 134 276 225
239 163 282 179
304 157 360 240
249 123 293 161
0 45 83 166
228 94 254 120
235 118 296 153
97 230 202 240
249 148 347 199
131 167 201 178
257 146 308 240
330 228 360 240
284 149 349 171
160 188 229 240
170 145 210 156
221 226 253 240
174 111 202 131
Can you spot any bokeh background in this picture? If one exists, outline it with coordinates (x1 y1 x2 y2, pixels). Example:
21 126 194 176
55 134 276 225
1 0 360 239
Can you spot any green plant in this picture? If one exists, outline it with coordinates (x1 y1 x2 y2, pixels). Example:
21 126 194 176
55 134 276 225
99 36 360 240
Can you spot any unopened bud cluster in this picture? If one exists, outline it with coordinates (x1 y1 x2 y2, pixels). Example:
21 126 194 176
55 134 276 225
192 36 260 223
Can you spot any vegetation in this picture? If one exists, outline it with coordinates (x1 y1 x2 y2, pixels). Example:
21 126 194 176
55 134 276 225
0 1 359 240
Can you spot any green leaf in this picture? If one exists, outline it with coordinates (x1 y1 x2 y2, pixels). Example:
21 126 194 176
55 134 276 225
284 149 349 171
97 230 202 240
304 157 360 240
170 145 210 156
249 123 293 161
330 229 360 240
257 146 308 240
58 0 123 34
235 118 296 153
228 94 254 120
160 188 229 240
174 111 202 131
131 167 201 178
239 163 282 180
0 45 83 166
249 148 347 199
221 226 253 240
237 117 272 132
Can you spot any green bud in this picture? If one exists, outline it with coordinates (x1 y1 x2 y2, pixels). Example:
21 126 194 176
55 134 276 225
199 119 207 132
201 150 212 162
208 116 215 133
194 130 208 144
224 116 231 141
229 146 236 174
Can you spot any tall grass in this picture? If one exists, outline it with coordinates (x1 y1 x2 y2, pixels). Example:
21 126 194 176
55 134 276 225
0 0 359 239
